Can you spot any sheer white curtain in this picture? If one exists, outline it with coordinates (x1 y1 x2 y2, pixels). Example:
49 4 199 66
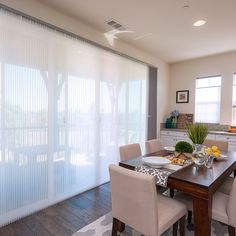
0 10 148 226
195 76 221 123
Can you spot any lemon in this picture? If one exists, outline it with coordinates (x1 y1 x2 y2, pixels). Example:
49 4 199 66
205 147 212 155
213 151 220 158
211 146 218 152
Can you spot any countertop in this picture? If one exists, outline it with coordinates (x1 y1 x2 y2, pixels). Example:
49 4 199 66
161 128 236 136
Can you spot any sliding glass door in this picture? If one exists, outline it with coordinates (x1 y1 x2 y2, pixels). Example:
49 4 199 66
0 10 148 226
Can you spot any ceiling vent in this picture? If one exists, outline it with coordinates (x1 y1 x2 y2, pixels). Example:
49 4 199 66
106 19 126 31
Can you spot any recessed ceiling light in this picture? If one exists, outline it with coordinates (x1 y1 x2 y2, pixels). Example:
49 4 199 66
193 20 206 27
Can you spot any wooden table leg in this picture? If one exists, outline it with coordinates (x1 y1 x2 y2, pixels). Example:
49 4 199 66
170 188 175 198
112 218 125 235
193 197 212 236
118 220 125 232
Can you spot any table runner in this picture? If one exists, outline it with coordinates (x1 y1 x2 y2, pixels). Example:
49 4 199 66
135 166 174 187
135 160 193 187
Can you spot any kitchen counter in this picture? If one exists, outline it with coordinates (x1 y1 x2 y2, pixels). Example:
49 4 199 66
161 128 236 136
160 127 236 151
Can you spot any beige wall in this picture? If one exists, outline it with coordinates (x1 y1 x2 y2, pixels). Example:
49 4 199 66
169 51 236 125
0 0 170 136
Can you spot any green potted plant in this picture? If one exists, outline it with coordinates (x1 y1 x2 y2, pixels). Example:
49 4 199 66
175 141 193 159
187 123 208 145
187 123 208 165
175 141 193 153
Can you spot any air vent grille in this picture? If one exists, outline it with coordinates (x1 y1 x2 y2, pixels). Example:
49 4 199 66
106 19 126 31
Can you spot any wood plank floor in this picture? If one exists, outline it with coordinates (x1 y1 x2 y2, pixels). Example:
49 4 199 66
0 183 111 236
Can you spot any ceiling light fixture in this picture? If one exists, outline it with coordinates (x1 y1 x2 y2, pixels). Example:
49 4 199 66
193 20 206 27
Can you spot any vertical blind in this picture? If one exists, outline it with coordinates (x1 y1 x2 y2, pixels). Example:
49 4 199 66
0 10 148 226
147 67 157 140
195 76 221 123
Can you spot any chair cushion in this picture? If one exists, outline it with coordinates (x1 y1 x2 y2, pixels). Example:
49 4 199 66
174 191 229 226
157 194 187 235
173 192 193 211
218 176 234 195
212 192 229 225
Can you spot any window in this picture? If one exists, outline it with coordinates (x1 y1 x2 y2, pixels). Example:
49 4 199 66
195 76 221 123
232 74 236 125
0 10 148 226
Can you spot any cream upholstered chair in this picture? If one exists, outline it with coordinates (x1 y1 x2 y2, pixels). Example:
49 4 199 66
174 177 236 236
109 165 187 236
119 143 142 162
203 139 228 152
218 176 234 195
145 138 163 154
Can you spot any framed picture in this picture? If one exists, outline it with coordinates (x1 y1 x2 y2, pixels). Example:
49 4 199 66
176 90 189 103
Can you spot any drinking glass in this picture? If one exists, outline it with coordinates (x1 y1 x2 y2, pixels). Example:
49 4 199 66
204 154 214 168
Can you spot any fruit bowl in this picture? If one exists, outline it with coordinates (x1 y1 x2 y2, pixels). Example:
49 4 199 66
205 146 221 158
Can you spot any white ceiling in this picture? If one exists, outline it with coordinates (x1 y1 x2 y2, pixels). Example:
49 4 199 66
38 0 236 63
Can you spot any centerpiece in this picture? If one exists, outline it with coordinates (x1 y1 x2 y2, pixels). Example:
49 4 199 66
187 123 208 166
171 141 193 165
175 141 193 158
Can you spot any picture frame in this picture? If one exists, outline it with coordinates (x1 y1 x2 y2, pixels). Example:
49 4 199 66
176 90 189 103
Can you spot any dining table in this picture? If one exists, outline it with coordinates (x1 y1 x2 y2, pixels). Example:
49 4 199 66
119 150 236 236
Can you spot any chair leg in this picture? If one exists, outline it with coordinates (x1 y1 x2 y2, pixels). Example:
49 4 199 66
170 188 175 198
179 216 185 236
228 225 236 236
173 221 178 236
187 210 192 224
186 210 194 231
118 220 125 232
112 218 122 236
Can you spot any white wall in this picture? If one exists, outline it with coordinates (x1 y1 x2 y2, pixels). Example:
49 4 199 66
0 0 170 136
169 51 236 125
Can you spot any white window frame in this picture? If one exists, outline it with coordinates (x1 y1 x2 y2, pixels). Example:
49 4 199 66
195 75 222 123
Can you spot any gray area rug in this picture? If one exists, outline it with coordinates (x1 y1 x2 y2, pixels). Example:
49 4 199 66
72 212 228 236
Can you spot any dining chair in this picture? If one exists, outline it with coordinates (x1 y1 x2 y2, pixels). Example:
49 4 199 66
109 164 187 236
145 138 163 154
218 176 234 195
203 139 228 152
174 177 236 236
119 143 142 162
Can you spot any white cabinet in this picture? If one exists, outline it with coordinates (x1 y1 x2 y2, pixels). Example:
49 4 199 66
206 134 215 140
215 134 236 151
215 134 236 142
228 143 236 151
161 135 176 147
160 129 236 151
160 130 191 147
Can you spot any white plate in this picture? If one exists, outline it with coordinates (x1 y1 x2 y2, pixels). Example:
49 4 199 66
164 146 175 152
220 154 228 158
215 154 228 160
143 156 171 168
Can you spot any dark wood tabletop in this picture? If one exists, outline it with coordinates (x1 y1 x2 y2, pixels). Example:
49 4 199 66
119 150 168 170
119 150 236 236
